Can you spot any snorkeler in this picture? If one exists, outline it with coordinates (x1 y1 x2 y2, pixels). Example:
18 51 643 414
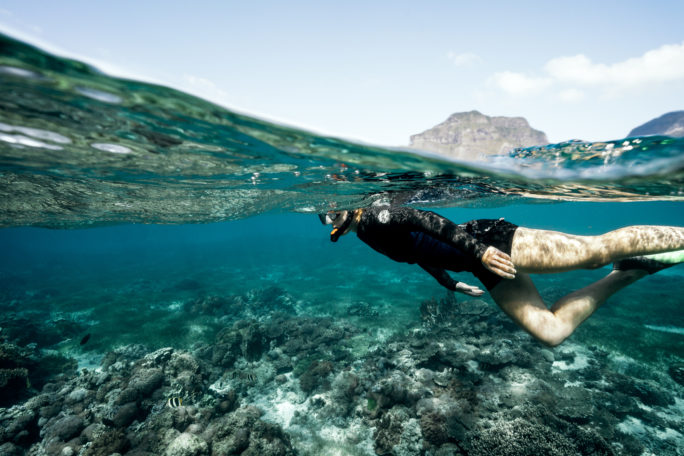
319 207 684 346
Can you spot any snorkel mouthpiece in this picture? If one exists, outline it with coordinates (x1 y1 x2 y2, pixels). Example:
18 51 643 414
330 227 342 242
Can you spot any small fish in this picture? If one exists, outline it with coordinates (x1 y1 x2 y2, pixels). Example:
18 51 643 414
166 397 183 408
80 333 91 345
230 371 257 383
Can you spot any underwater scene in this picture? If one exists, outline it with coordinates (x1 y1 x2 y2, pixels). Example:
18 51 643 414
1 33 683 456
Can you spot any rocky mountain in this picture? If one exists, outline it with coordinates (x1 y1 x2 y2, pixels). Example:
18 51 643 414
628 111 684 137
409 110 548 160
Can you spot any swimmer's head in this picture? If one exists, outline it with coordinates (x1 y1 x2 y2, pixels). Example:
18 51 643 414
318 210 352 242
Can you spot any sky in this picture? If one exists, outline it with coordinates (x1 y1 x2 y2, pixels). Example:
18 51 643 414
1 1 683 146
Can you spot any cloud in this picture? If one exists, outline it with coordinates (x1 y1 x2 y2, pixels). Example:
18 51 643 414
545 42 684 87
487 71 552 96
557 88 585 102
489 41 684 99
447 51 481 67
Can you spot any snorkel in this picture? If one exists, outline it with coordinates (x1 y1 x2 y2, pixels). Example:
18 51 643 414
318 211 354 242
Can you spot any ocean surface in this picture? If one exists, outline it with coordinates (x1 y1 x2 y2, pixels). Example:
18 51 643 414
0 33 683 456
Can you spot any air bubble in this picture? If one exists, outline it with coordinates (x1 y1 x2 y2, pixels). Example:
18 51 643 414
91 143 132 154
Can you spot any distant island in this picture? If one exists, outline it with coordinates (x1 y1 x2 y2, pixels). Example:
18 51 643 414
628 111 684 137
407 110 683 162
408 110 548 161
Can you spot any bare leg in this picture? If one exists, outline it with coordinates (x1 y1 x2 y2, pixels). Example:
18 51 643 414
511 226 684 273
490 270 647 346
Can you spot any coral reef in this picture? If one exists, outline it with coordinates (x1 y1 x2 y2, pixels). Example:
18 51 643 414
0 313 88 348
0 343 295 456
419 293 458 327
184 286 297 319
1 287 682 455
0 342 76 408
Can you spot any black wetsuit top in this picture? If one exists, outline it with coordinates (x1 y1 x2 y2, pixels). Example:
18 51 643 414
355 207 518 290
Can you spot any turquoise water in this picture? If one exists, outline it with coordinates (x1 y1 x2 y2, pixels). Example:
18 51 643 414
1 33 683 455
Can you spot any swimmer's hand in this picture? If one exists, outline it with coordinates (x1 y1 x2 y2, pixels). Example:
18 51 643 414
455 282 484 297
482 246 516 279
